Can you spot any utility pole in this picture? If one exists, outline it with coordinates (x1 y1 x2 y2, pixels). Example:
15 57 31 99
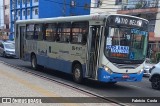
63 0 66 16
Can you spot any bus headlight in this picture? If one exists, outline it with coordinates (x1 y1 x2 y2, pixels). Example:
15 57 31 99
137 69 143 74
102 65 113 74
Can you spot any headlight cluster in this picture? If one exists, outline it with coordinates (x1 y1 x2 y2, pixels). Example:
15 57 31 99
137 69 144 74
102 65 113 74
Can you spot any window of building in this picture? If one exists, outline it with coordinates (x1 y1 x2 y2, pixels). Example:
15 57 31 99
148 25 155 32
27 10 30 16
70 0 76 7
27 0 30 4
18 11 20 16
23 0 26 4
34 0 38 3
95 0 102 7
4 5 8 9
23 10 25 16
18 0 21 5
35 24 43 40
6 24 9 29
115 0 122 5
45 23 57 41
35 8 38 15
71 21 88 44
57 23 71 42
26 24 34 40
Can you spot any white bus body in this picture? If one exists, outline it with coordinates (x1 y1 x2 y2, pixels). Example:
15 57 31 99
15 14 148 83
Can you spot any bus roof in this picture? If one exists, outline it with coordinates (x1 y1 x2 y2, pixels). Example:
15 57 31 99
16 14 148 24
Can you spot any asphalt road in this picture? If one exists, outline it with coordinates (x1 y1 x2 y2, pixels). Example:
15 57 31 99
0 56 160 106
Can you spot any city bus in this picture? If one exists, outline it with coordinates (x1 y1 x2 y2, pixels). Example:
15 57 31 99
15 14 148 83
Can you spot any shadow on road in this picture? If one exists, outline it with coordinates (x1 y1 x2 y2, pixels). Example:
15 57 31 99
21 65 134 91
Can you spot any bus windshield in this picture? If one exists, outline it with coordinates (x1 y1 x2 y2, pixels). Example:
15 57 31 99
104 27 148 64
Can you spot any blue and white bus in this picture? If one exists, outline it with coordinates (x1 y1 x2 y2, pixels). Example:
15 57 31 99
15 14 148 83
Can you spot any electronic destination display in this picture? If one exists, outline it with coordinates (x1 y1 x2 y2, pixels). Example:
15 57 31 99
107 15 148 28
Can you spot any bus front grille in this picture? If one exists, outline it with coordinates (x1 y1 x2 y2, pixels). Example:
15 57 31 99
113 63 140 69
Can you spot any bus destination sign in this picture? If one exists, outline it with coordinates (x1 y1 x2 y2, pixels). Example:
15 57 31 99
114 16 142 27
108 16 148 28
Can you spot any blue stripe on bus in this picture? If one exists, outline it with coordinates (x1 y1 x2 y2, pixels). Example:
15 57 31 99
98 68 143 82
36 54 86 76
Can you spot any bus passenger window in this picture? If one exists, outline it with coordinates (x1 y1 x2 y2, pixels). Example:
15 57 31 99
35 24 43 40
57 22 71 43
45 23 57 41
82 30 88 44
26 24 34 40
77 33 82 42
71 21 88 44
55 34 60 41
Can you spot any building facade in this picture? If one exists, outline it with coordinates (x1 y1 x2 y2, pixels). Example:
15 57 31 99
10 0 91 40
0 0 10 40
90 0 122 14
117 0 160 62
0 0 4 30
3 0 10 39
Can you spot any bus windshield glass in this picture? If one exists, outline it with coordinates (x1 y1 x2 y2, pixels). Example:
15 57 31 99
105 27 148 64
105 16 148 64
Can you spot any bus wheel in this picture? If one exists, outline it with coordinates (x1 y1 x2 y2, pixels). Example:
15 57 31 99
31 54 38 70
73 64 83 83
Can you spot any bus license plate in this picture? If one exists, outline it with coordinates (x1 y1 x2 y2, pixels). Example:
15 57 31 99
122 74 130 79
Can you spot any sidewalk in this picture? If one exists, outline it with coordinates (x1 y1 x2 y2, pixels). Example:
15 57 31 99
0 61 118 106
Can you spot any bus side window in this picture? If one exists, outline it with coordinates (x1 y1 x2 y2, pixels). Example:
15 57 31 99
35 24 43 40
57 22 71 43
55 34 60 41
82 30 88 44
26 24 34 40
71 21 88 44
45 23 57 41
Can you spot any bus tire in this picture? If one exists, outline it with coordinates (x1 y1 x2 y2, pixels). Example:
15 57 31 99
31 54 38 70
73 64 83 83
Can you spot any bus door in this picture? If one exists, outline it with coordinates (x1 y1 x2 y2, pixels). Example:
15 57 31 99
86 26 103 79
19 26 26 59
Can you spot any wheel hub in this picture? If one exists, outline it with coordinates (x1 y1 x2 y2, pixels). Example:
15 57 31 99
75 68 80 80
32 58 36 68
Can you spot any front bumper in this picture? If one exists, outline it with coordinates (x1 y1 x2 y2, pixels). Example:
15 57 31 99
97 68 143 82
5 52 16 57
143 69 150 76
